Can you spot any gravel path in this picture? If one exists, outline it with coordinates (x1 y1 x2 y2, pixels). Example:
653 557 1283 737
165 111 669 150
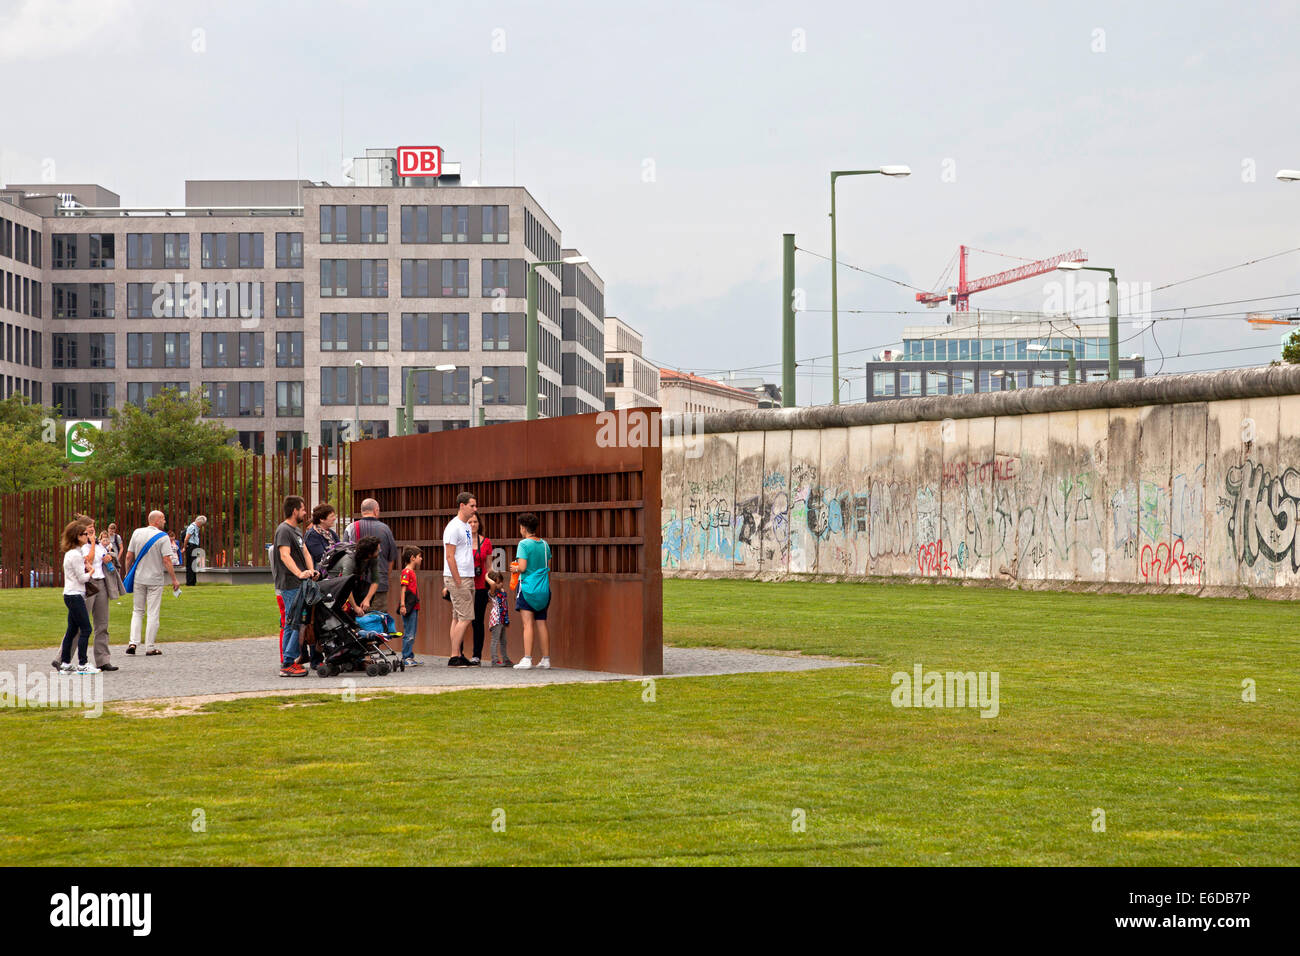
2 637 858 703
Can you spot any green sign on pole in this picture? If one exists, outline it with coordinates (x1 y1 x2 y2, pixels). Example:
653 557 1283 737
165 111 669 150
65 420 101 462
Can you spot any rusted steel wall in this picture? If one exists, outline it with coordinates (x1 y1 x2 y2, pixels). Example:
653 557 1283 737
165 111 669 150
351 413 663 675
0 446 350 588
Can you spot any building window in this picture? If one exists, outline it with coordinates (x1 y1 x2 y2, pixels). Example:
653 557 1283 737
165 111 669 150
482 313 516 351
276 430 306 454
320 313 348 352
320 366 388 405
276 232 303 268
320 205 347 243
276 381 304 417
872 370 895 397
360 259 388 297
401 206 429 243
201 233 229 268
126 234 153 268
237 233 264 268
90 383 115 418
202 333 232 368
441 260 469 297
481 205 509 243
320 260 348 297
89 284 114 318
359 205 388 243
481 366 519 404
52 285 78 318
52 334 77 368
606 358 624 387
899 370 921 396
164 331 189 368
402 260 430 297
925 371 947 396
441 206 468 242
276 331 303 368
276 282 303 317
482 259 510 296
86 234 115 268
239 332 265 368
52 234 76 269
164 233 189 268
402 366 468 405
237 430 265 454
238 381 264 416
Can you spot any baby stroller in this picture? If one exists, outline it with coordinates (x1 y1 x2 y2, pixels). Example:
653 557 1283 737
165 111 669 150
310 574 406 678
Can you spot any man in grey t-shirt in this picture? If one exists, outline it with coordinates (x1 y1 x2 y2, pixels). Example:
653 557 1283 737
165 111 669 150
273 495 318 677
344 498 398 613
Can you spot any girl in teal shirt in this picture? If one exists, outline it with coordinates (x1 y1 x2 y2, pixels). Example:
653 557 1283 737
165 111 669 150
512 512 552 670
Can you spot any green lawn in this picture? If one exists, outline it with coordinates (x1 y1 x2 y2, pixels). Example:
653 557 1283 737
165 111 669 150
1 579 1296 865
0 583 276 650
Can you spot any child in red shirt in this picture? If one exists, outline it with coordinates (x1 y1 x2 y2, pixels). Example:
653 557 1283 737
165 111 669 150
398 546 422 666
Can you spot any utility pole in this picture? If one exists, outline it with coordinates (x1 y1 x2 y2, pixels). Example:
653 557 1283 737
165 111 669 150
782 233 795 407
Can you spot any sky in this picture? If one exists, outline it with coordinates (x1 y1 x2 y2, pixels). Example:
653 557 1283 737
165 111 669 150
3 0 1300 404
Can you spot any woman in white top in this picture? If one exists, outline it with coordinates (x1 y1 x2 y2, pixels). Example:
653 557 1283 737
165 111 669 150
57 520 98 674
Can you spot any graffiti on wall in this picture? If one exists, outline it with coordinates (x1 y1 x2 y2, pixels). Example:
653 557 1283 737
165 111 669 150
1225 459 1300 570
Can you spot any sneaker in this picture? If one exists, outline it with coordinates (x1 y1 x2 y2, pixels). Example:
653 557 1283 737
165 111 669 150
100 664 119 672
51 658 62 670
448 656 470 667
404 658 421 667
513 657 533 670
125 644 137 655
501 658 514 667
279 663 308 677
77 663 102 675
469 657 481 666
58 662 75 673
537 657 551 670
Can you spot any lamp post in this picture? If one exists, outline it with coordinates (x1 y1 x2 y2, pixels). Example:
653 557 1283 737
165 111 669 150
1027 343 1076 385
470 374 494 427
398 363 456 435
1057 261 1118 380
527 255 588 420
830 165 910 405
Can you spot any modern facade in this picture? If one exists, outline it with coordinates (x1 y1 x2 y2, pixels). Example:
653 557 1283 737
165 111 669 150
861 310 1145 402
0 146 609 453
658 369 759 416
603 316 659 410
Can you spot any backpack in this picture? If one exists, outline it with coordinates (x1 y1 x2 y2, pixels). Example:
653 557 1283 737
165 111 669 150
318 539 360 578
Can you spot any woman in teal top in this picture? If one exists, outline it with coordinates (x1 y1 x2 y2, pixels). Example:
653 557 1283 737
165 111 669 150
512 512 552 670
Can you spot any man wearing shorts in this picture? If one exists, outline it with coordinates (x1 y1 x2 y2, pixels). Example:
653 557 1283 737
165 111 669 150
443 491 478 667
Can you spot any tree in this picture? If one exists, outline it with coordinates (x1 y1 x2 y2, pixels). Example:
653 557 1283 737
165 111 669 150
1283 331 1300 365
0 395 67 493
80 387 243 481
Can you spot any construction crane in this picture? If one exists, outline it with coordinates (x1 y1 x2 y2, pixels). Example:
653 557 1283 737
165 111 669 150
916 245 1089 312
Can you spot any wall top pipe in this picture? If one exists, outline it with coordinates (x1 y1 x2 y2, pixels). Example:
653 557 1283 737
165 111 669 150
694 365 1300 435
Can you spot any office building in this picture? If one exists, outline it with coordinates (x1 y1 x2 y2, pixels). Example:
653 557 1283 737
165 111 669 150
603 316 659 410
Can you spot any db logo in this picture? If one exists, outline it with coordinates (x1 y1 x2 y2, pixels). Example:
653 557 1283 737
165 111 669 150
396 145 443 178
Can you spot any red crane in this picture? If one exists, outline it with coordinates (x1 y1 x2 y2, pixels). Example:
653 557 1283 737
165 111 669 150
916 245 1088 312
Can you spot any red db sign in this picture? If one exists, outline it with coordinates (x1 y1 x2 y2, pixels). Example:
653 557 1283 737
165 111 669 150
396 146 443 177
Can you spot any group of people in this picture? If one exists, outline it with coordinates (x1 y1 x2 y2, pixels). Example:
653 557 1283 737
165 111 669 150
271 491 552 677
54 511 182 673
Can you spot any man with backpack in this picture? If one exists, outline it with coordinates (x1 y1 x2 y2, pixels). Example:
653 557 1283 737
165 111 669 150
274 495 318 677
344 499 398 614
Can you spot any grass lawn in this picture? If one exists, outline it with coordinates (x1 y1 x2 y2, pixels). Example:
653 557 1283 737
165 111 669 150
1 579 1297 865
0 584 277 650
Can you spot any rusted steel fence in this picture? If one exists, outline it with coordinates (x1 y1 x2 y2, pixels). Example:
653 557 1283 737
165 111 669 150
0 444 350 588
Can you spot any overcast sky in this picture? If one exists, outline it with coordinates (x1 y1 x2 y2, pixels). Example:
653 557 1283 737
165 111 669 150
3 0 1299 403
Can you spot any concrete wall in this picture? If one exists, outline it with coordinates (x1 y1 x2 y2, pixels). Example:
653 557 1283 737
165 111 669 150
660 368 1300 596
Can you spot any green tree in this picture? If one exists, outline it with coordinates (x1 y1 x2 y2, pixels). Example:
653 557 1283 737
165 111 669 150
0 395 67 493
81 387 243 481
1283 331 1300 364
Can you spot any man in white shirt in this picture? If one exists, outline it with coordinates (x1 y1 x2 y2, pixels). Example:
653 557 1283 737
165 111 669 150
442 491 478 667
81 522 119 671
123 510 182 656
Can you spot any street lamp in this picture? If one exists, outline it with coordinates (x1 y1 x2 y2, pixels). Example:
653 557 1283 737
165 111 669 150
470 374 494 428
1057 260 1118 380
1027 343 1076 385
528 255 588 420
352 359 363 442
398 363 457 435
830 165 910 405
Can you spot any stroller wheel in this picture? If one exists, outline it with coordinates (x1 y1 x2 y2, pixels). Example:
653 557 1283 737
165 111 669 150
317 664 332 678
365 662 380 677
378 661 391 676
342 661 354 673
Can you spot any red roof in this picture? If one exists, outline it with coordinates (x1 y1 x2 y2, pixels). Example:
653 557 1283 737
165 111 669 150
658 368 759 402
